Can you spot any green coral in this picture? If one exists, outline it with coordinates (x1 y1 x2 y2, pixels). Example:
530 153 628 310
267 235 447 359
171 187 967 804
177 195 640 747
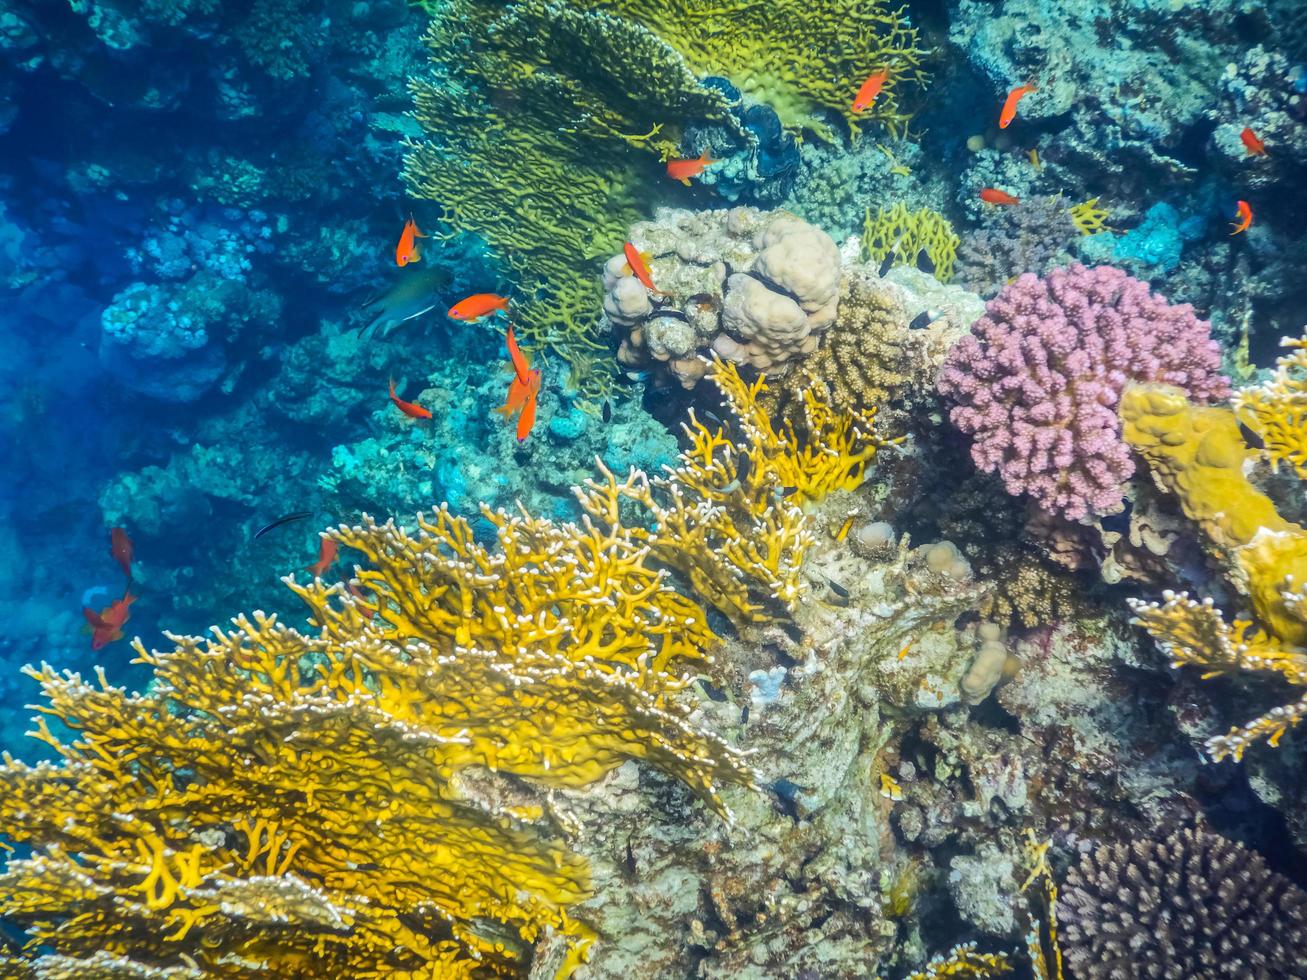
571 0 930 139
405 0 740 406
862 202 960 282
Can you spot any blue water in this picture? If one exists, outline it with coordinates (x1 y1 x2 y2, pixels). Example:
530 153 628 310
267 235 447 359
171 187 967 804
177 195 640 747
3 0 1307 975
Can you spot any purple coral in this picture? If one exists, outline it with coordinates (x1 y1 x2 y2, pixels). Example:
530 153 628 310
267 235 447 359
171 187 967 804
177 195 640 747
938 263 1230 521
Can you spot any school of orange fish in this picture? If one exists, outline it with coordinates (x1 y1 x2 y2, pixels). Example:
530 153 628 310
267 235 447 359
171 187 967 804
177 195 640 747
87 74 1269 651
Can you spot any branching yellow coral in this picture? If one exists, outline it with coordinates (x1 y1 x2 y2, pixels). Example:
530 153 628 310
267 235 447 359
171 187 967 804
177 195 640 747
900 943 1014 979
862 202 960 282
0 498 761 976
1128 592 1307 761
576 358 894 623
1233 333 1307 479
1068 198 1110 236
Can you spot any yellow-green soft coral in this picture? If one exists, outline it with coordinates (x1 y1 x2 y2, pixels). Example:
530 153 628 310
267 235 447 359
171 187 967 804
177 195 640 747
404 0 740 407
571 0 930 139
861 202 960 282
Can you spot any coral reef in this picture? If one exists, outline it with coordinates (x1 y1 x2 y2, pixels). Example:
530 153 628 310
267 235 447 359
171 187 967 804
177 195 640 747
607 208 842 387
862 203 961 283
955 196 1078 298
1234 332 1307 479
938 264 1230 521
1058 824 1307 978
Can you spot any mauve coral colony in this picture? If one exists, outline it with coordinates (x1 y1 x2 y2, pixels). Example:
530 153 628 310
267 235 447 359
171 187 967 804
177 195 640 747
938 263 1230 522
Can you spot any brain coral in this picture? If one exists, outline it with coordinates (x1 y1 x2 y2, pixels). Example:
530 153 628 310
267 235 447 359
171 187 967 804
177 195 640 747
937 263 1229 522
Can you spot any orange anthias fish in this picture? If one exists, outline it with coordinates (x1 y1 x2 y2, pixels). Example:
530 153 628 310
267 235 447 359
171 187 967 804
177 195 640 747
852 69 890 113
395 216 426 267
980 188 1021 205
83 592 136 651
667 151 718 186
448 293 510 321
1240 127 1266 156
999 84 1037 129
389 378 433 420
109 526 133 579
622 242 667 295
307 537 339 578
1230 200 1253 235
496 325 542 442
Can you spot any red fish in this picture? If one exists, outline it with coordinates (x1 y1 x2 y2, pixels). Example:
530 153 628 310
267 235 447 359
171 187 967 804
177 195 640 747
852 69 890 113
999 84 1036 129
1230 200 1252 235
622 242 666 295
307 538 339 578
1240 127 1266 156
83 592 136 651
389 378 433 420
496 326 542 442
448 293 510 321
395 216 425 267
345 581 376 620
667 151 718 186
109 526 133 579
980 188 1021 205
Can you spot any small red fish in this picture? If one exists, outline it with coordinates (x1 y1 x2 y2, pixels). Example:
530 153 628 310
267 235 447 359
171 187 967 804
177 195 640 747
496 326 542 442
345 581 376 620
622 242 666 295
109 526 133 579
1230 199 1252 235
999 84 1037 129
395 216 425 267
389 378 433 420
667 151 718 186
852 69 889 113
1240 127 1266 156
980 188 1021 205
307 537 339 578
448 293 510 321
83 592 136 651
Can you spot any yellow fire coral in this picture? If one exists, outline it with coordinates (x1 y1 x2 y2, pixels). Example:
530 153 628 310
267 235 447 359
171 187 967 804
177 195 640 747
1121 382 1307 760
577 358 894 624
0 502 760 976
1233 333 1307 479
899 943 1014 979
1067 197 1110 236
862 202 960 282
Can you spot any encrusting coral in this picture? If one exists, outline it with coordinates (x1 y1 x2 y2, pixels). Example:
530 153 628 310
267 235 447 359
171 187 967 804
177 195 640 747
1234 331 1307 479
1122 383 1307 760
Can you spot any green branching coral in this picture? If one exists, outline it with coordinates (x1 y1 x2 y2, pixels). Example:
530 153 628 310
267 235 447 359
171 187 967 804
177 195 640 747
570 0 930 139
404 0 740 406
862 202 960 282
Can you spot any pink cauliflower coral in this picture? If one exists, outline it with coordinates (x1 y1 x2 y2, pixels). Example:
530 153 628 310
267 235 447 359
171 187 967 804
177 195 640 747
938 263 1230 521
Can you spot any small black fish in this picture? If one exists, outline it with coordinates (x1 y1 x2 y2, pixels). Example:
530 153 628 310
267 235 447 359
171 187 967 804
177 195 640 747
735 451 753 486
1238 420 1265 450
779 485 799 497
701 409 725 429
908 311 934 331
624 837 637 875
827 578 850 599
878 250 896 278
915 248 936 275
602 400 613 423
767 777 811 823
254 511 313 540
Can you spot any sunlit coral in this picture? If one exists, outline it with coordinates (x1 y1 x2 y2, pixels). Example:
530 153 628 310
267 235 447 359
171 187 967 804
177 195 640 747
0 498 760 976
576 357 893 624
862 202 960 282
1233 333 1307 479
900 943 1014 979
